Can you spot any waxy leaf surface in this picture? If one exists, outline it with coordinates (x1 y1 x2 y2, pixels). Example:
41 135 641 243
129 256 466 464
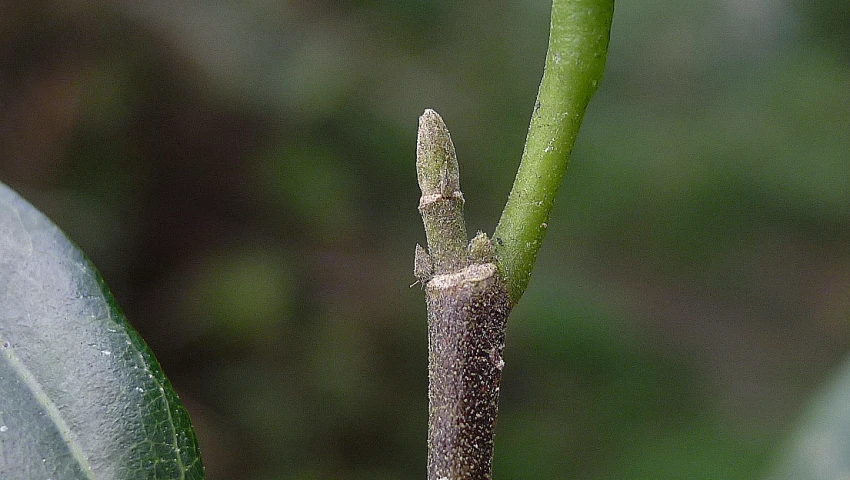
0 182 203 479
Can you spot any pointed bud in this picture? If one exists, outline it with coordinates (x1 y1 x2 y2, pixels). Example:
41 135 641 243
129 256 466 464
417 109 460 199
416 109 469 274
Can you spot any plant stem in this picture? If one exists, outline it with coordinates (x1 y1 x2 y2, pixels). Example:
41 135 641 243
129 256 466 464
493 0 615 304
416 110 512 480
425 264 510 480
415 1 615 477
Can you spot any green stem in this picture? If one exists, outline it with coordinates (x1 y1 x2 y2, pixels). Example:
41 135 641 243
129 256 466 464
493 0 614 304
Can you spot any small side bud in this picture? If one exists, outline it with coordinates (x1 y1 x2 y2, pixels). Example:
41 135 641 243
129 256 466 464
468 231 495 264
414 244 434 286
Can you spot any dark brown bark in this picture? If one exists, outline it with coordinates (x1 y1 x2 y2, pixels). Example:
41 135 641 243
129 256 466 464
426 263 512 480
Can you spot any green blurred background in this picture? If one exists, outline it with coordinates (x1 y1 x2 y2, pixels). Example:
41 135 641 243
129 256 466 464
1 1 849 479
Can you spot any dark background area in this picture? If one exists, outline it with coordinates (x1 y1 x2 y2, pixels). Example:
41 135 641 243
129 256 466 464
2 1 849 479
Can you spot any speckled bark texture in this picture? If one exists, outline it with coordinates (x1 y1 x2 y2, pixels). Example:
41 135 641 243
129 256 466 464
416 109 514 480
426 263 511 480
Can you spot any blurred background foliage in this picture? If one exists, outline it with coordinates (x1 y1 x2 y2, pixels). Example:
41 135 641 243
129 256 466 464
1 0 849 479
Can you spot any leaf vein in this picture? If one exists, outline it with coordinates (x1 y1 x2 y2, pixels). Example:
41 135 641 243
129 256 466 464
0 335 97 480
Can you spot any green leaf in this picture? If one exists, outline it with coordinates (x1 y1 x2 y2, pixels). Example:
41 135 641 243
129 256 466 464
0 182 204 479
769 355 850 480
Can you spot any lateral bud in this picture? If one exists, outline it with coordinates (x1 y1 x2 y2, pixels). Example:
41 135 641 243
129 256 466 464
414 243 434 286
468 231 495 265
